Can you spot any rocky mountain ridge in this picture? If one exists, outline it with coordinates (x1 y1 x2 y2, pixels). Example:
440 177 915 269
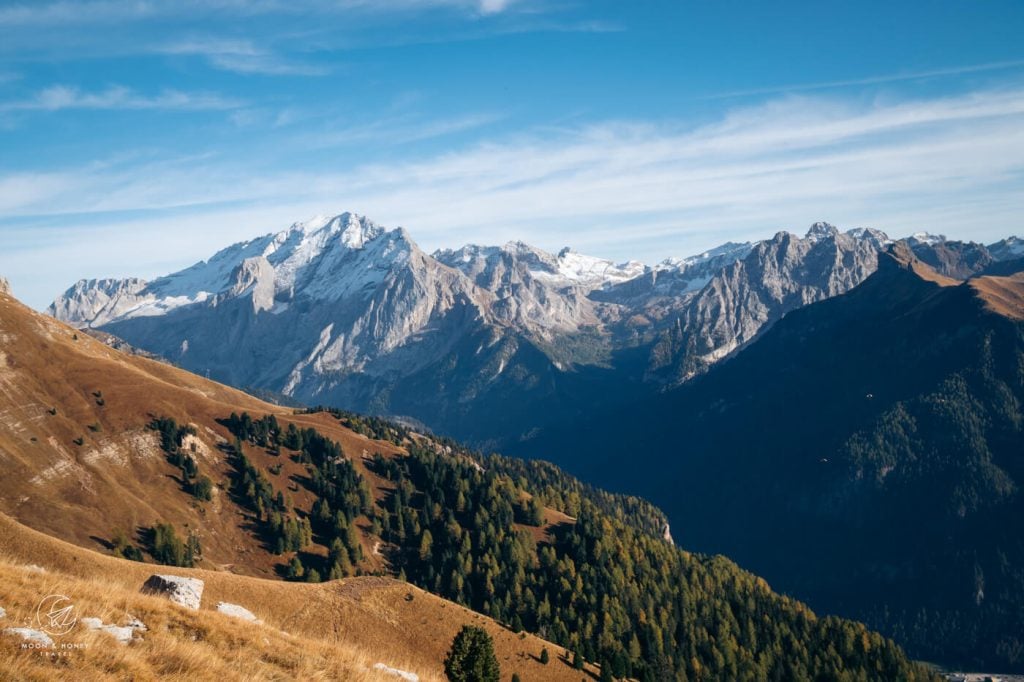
49 213 1022 444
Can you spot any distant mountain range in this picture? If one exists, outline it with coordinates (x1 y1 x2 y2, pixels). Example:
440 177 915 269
519 245 1024 672
49 212 1024 449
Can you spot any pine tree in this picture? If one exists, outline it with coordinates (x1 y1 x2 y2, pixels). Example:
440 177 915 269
540 647 549 665
419 529 433 561
287 555 305 580
192 475 213 501
443 625 500 682
152 523 190 567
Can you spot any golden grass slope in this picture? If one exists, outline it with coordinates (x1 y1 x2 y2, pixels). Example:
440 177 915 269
969 272 1024 320
0 492 594 680
0 290 594 680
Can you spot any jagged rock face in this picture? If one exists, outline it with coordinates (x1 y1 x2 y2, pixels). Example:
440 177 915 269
49 214 1020 445
434 241 642 339
646 224 890 383
48 277 149 327
907 234 994 278
51 214 495 406
988 236 1024 262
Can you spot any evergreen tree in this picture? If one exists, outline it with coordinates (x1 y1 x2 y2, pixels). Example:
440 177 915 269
192 475 214 501
151 523 189 567
287 555 305 580
444 625 500 682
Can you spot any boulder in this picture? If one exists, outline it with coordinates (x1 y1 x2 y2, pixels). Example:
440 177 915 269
216 602 261 623
141 574 204 610
4 627 53 647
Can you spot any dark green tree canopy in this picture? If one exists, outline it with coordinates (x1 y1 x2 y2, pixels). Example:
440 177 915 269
444 625 500 682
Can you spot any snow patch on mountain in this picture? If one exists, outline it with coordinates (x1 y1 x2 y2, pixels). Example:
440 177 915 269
551 248 646 288
989 236 1024 260
907 232 946 247
50 213 398 326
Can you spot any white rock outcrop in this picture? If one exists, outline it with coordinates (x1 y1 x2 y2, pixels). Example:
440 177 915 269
4 627 53 647
216 602 261 623
141 574 204 610
373 663 419 681
80 617 137 644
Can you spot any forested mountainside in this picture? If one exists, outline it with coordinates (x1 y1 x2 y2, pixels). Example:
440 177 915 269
49 212 1022 448
222 409 934 681
518 246 1024 672
0 283 935 681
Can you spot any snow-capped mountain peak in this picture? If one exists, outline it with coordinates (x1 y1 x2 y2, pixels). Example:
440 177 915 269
436 241 646 291
553 247 647 288
805 221 840 241
50 212 413 326
907 231 947 246
844 227 893 247
988 235 1024 261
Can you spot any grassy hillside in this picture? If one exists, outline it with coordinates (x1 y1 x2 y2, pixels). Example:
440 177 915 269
0 514 589 681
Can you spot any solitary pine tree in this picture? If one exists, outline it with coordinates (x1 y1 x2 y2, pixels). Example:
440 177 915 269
443 625 500 682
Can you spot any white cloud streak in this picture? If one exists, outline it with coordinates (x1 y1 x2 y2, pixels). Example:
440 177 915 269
702 60 1024 100
0 0 524 26
158 38 331 76
2 86 1023 308
0 85 243 112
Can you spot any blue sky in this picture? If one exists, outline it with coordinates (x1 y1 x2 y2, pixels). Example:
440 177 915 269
1 0 1023 308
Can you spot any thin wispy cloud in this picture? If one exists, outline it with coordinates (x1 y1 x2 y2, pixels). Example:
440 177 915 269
307 112 503 148
159 38 330 77
702 59 1024 100
0 85 243 112
0 0 527 27
3 84 1023 308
